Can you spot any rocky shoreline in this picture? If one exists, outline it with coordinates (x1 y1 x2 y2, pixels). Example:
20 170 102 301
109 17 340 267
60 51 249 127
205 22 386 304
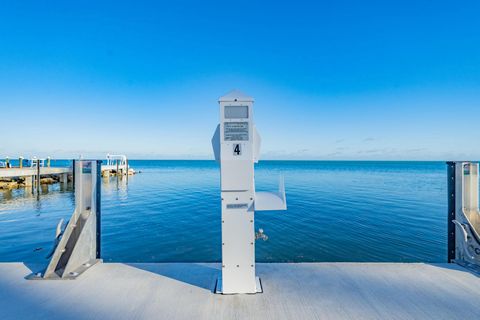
0 175 72 190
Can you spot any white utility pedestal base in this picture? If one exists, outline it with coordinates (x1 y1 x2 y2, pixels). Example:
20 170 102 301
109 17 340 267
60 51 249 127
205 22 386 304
215 276 263 294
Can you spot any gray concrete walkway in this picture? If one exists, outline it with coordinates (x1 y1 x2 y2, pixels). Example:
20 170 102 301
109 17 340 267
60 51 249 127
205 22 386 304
0 262 479 319
0 167 71 178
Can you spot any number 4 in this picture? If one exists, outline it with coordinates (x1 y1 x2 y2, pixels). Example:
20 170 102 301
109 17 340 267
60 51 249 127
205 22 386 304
233 144 241 156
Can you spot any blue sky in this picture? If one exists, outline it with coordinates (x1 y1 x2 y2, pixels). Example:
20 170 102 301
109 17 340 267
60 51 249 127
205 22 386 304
1 1 479 160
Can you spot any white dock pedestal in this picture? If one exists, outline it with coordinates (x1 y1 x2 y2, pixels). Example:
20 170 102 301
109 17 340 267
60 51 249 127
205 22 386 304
212 90 287 294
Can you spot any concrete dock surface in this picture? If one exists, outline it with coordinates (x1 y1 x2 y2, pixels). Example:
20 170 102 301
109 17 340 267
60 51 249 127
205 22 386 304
0 167 71 178
0 262 479 320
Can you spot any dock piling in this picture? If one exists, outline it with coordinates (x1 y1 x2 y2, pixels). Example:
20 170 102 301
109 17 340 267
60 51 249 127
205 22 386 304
36 160 40 195
24 176 33 187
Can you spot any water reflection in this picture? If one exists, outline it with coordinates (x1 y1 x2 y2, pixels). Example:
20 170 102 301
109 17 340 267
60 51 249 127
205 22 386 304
0 182 74 214
102 175 129 201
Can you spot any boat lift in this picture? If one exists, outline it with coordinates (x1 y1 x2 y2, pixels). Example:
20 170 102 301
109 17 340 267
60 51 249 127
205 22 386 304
28 160 102 279
447 161 480 271
212 90 287 294
103 154 133 175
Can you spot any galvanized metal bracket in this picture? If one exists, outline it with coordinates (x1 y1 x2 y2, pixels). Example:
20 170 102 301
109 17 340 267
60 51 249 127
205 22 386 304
447 161 480 269
215 275 263 294
27 160 102 280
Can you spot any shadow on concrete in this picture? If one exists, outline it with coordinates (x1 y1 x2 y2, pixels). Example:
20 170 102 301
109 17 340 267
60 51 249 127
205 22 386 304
125 262 220 292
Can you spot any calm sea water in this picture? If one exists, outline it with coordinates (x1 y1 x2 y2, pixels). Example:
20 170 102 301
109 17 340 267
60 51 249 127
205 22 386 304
0 161 447 263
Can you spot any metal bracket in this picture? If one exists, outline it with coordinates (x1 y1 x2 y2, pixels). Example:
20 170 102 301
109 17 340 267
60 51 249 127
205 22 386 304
215 276 263 294
27 160 102 280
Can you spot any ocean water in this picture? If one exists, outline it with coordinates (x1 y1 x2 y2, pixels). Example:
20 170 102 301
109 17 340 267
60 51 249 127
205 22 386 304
0 161 447 263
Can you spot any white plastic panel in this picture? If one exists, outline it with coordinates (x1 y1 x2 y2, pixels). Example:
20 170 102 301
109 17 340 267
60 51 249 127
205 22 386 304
221 191 256 294
255 192 287 211
255 176 286 211
253 126 261 163
220 161 253 191
211 125 220 162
